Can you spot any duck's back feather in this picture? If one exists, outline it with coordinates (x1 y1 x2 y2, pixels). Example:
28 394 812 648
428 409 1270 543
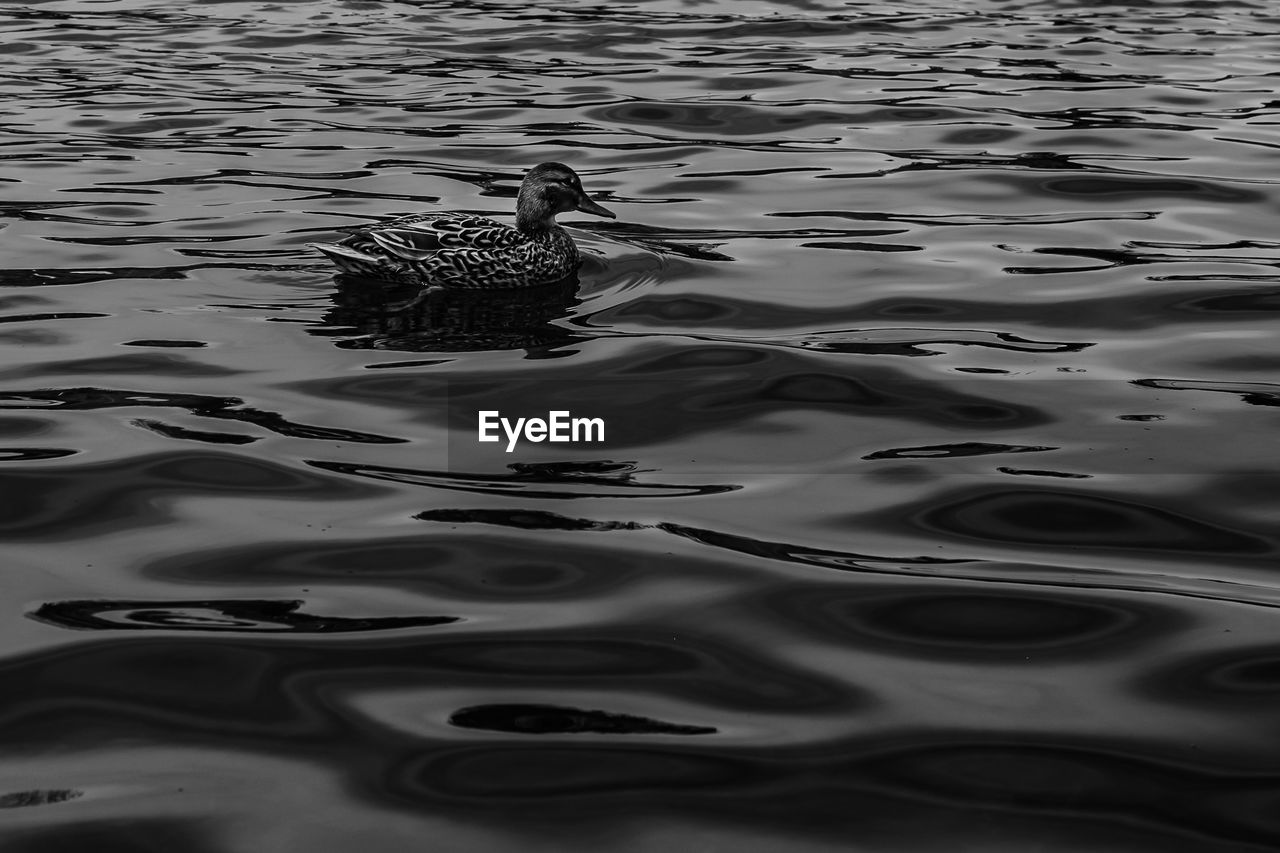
345 213 525 253
364 226 442 260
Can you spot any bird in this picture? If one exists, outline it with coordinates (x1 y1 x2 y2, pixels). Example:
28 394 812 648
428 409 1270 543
310 163 615 289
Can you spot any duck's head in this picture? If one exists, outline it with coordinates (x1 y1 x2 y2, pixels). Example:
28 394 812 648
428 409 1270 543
515 162 615 231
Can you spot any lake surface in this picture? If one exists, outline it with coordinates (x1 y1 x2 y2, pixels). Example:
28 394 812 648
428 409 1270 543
4 0 1280 849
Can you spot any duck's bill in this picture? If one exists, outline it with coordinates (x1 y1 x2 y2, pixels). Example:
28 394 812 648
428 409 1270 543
576 196 616 219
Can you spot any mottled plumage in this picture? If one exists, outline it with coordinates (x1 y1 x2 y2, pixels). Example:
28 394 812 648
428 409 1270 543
310 163 615 289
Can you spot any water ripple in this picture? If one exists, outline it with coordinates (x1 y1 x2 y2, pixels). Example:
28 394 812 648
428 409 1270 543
4 0 1280 848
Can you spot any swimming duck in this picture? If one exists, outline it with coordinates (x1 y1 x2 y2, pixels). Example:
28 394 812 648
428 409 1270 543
310 163 615 289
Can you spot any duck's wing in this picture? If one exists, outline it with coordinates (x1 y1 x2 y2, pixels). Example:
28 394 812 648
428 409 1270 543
342 213 526 261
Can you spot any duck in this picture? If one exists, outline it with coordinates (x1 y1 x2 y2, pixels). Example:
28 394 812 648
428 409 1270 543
310 163 615 289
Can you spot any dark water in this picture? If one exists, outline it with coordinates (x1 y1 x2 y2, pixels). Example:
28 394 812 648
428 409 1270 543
4 0 1280 849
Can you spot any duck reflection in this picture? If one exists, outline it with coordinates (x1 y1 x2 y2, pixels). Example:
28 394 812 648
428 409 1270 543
322 274 584 354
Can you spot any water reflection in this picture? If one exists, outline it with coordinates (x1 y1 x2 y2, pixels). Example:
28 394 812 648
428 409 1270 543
889 485 1276 557
321 274 583 354
31 599 457 633
751 583 1185 662
449 704 717 736
0 790 83 809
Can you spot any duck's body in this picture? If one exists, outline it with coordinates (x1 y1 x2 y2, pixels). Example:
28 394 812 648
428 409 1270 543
313 211 582 289
311 163 614 289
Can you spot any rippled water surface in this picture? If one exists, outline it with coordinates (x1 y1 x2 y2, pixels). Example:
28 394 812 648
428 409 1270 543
5 0 1280 849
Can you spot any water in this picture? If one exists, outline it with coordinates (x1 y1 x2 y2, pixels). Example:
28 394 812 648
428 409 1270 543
4 0 1280 849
